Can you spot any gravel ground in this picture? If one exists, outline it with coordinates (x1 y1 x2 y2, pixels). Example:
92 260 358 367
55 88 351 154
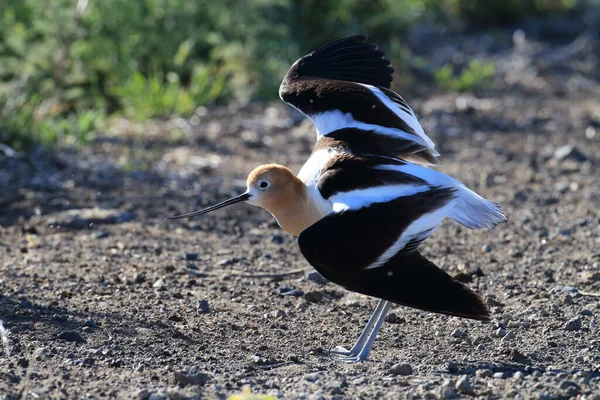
2 17 600 400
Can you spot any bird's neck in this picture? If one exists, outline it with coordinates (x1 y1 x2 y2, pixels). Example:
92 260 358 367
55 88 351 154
268 179 331 236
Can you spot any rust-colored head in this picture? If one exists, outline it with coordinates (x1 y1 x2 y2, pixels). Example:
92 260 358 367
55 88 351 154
246 164 303 212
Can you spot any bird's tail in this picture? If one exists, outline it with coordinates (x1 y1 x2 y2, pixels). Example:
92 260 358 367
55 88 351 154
449 186 506 229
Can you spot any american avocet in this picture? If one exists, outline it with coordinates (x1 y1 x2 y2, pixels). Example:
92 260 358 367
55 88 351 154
169 35 506 363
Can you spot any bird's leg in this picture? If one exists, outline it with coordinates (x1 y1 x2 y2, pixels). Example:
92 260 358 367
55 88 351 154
329 299 390 362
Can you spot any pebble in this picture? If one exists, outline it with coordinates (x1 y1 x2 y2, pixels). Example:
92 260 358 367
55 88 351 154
564 316 582 331
303 291 324 303
173 368 211 388
306 271 328 285
476 369 493 378
451 329 466 338
153 279 165 289
390 363 413 376
84 318 95 327
351 376 368 386
501 330 516 342
445 361 459 373
554 144 587 162
270 234 285 244
496 327 507 337
305 372 320 382
455 375 475 395
493 372 505 379
52 314 68 323
197 300 210 314
385 313 403 323
439 380 457 399
277 286 304 297
185 252 198 261
57 331 85 343
148 393 167 400
513 371 525 380
271 309 287 319
136 389 150 400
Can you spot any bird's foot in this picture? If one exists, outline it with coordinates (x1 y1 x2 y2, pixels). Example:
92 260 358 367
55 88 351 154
328 346 366 363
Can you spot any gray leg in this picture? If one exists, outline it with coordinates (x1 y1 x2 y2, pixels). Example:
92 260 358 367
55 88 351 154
329 300 391 363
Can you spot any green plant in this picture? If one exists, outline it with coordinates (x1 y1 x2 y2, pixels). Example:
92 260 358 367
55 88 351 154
434 59 496 92
227 386 277 400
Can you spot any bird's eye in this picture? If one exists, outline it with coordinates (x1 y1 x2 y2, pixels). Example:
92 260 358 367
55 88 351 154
259 181 268 188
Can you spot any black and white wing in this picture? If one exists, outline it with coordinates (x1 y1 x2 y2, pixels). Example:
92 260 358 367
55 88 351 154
279 35 439 165
297 154 505 320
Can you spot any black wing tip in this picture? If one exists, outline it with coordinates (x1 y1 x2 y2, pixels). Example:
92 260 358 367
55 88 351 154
281 34 394 89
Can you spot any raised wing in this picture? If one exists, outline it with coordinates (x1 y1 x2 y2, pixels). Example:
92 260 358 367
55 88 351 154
297 183 490 320
279 35 439 165
296 153 502 319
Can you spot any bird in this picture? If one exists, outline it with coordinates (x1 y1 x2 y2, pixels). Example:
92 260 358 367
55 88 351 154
168 35 506 363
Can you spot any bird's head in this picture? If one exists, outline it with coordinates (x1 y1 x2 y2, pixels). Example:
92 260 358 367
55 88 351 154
167 164 300 220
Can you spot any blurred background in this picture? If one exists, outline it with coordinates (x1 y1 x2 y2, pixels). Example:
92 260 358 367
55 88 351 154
0 0 597 151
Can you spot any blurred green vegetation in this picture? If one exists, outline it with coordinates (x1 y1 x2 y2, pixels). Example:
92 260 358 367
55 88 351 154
0 0 583 150
434 60 496 92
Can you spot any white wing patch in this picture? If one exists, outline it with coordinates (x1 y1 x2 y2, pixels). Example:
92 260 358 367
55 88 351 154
377 163 506 229
358 83 437 152
311 110 431 150
330 184 430 212
365 200 457 269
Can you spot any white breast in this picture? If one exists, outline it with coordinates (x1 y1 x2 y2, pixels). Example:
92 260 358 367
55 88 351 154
297 149 335 218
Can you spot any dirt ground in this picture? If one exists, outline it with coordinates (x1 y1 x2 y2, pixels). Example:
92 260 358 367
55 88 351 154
2 18 600 400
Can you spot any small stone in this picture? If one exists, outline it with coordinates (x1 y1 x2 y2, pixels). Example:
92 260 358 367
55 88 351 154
305 372 320 382
148 393 167 400
216 258 235 267
136 389 150 400
581 309 593 316
496 327 507 337
185 252 199 261
476 369 493 378
173 369 211 388
197 300 210 314
277 286 304 297
271 309 287 319
306 271 328 285
84 318 95 328
53 314 67 323
303 291 324 303
390 363 413 376
451 329 466 338
446 361 459 373
344 299 360 307
564 317 582 331
581 271 600 282
385 313 403 324
455 375 475 395
439 380 457 399
296 301 308 311
57 331 85 343
501 330 516 342
153 279 165 289
94 231 110 239
481 244 492 253
513 371 525 380
493 372 505 379
270 234 285 244
351 376 368 386
17 358 29 368
554 144 587 162
510 349 531 364
476 344 485 351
